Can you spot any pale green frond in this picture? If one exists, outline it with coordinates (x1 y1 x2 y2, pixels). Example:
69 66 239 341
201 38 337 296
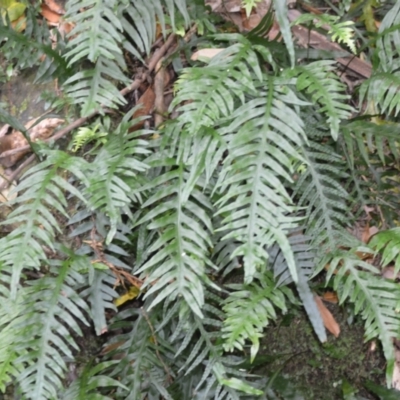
222 272 290 361
85 114 151 244
215 78 307 284
8 258 89 400
285 60 353 139
171 35 273 137
0 151 89 298
360 72 400 117
328 248 400 384
137 162 214 318
375 1 400 73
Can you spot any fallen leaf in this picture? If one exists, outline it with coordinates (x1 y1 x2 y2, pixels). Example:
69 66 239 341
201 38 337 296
361 224 379 244
0 117 64 167
130 86 155 131
321 291 338 304
44 0 65 15
315 295 340 338
191 48 225 61
114 286 140 307
40 3 60 25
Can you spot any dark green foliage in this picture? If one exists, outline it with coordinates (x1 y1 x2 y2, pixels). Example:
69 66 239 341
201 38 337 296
1 0 400 398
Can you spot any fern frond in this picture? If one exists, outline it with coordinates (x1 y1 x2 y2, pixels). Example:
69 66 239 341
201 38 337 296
120 0 189 61
61 360 126 400
375 1 400 73
273 0 295 67
285 60 353 139
85 113 151 244
293 135 356 258
328 248 400 384
82 269 119 336
0 150 89 297
137 161 214 318
222 271 290 361
65 0 190 115
104 308 173 399
7 257 89 400
269 232 326 342
215 78 307 284
171 34 274 137
292 13 356 53
369 228 400 274
360 72 400 117
64 58 128 116
341 119 400 166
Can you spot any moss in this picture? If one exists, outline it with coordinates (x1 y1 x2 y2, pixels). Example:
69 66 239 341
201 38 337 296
256 303 385 399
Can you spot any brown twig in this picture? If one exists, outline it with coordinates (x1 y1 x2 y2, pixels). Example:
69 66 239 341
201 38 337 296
154 59 166 128
0 33 178 188
141 307 173 384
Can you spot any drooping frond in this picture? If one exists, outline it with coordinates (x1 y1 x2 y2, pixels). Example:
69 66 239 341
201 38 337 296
375 1 400 73
85 112 151 243
327 248 400 383
360 72 400 117
341 119 400 166
222 271 291 361
3 256 90 400
369 228 400 274
0 150 89 297
215 77 307 284
359 1 400 117
64 0 190 115
293 133 356 258
137 160 214 318
272 0 295 66
270 232 326 342
284 60 353 139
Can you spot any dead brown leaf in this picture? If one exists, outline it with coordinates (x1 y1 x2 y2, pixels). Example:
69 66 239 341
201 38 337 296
130 86 155 131
0 118 64 167
44 0 65 15
40 3 61 25
315 294 340 338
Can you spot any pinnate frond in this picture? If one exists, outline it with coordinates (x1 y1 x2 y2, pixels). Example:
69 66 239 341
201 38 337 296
285 60 353 139
137 161 214 318
215 78 307 284
0 150 88 298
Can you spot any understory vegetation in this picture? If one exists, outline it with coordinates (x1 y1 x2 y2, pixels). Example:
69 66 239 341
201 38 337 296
2 0 400 398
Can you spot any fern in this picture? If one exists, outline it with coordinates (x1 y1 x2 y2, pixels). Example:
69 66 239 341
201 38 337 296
64 0 190 115
137 160 215 318
214 76 306 284
327 248 400 384
0 150 89 297
292 13 356 53
1 255 90 399
293 126 355 257
222 271 290 361
84 112 151 243
284 60 353 140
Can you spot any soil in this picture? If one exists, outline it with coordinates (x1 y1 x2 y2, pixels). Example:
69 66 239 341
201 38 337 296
257 302 386 399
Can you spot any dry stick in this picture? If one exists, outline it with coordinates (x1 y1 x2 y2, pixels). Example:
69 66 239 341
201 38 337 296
154 59 166 128
141 307 173 384
0 33 178 191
